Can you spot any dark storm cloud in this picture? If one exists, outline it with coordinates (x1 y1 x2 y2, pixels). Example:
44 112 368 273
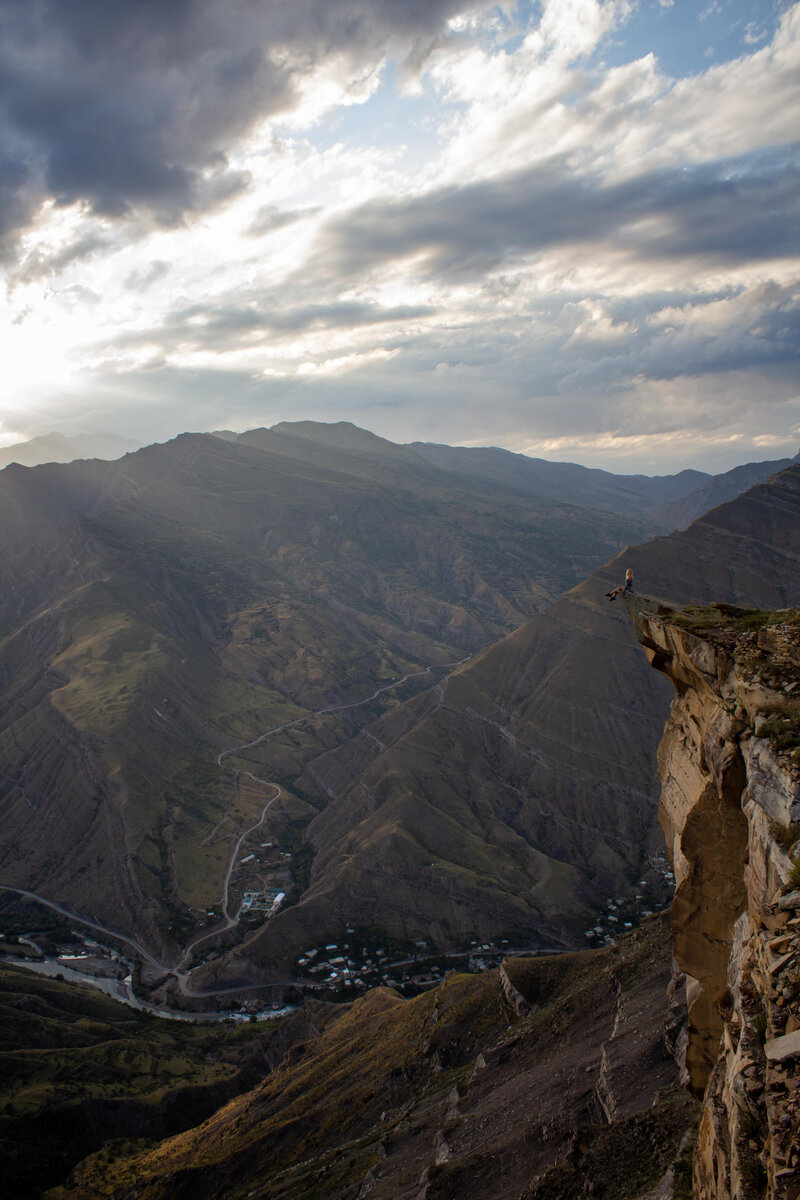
0 0 470 259
0 155 37 248
313 147 800 279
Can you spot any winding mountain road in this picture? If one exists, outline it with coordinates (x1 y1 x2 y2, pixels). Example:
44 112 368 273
215 662 463 767
178 775 282 970
2 656 471 1003
196 661 468 966
0 884 167 972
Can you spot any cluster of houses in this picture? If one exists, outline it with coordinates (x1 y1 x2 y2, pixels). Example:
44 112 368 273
235 842 293 921
296 943 417 989
294 936 512 993
241 888 285 915
297 938 446 990
583 852 675 944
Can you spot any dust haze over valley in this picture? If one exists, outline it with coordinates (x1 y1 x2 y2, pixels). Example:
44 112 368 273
1 422 800 1199
0 420 678 979
0 423 797 988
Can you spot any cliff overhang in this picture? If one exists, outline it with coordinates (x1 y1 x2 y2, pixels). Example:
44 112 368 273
629 599 800 1199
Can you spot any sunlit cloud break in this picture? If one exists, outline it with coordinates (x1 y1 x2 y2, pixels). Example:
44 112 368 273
1 0 798 472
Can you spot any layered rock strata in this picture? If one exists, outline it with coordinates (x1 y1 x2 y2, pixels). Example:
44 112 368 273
631 600 800 1200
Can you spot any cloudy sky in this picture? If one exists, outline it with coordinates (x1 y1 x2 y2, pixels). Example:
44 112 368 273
1 0 798 472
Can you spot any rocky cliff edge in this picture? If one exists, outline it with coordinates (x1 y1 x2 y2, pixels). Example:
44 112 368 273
629 598 800 1200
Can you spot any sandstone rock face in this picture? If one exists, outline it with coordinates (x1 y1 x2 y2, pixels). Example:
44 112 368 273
632 603 800 1200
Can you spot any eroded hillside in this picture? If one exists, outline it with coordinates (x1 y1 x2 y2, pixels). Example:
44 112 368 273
0 425 652 959
46 916 697 1200
0 963 282 1200
195 466 800 989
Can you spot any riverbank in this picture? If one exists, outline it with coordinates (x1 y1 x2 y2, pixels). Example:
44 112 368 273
2 949 297 1023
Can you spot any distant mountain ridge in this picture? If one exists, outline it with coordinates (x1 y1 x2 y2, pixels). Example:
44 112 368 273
0 431 137 470
653 453 798 528
7 421 794 532
409 437 711 521
255 420 797 529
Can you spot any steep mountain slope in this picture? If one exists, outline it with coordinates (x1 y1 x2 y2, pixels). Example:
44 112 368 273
0 427 653 957
49 917 697 1200
207 468 800 982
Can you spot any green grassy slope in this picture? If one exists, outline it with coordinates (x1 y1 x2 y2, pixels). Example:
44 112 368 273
0 964 280 1199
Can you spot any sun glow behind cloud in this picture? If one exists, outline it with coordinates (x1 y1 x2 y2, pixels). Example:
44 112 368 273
0 0 798 469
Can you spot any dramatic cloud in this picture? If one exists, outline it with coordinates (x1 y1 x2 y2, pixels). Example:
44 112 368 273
247 205 321 236
124 261 172 293
311 150 800 281
0 0 470 254
2 0 799 473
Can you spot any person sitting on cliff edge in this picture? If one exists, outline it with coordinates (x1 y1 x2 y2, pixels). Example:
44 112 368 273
606 568 634 601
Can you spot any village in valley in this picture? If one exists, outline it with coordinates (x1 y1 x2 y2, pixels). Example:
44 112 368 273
0 848 675 1016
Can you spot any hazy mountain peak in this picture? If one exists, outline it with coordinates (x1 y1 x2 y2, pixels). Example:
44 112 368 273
269 419 405 456
0 431 137 471
654 453 800 530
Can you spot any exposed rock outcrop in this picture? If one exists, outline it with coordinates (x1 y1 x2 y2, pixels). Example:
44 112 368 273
631 600 800 1200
